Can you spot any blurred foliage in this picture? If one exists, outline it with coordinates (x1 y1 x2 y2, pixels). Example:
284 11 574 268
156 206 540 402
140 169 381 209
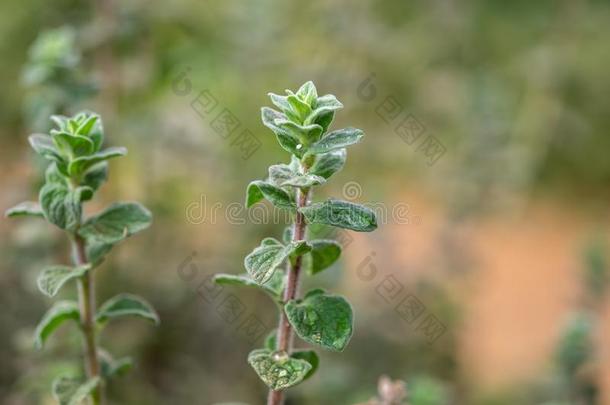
1 0 610 404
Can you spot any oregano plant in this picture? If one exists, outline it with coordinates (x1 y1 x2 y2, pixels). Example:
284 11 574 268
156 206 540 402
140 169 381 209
5 112 159 404
214 82 377 404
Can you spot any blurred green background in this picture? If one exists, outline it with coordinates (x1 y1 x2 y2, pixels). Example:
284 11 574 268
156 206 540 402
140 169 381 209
1 0 610 404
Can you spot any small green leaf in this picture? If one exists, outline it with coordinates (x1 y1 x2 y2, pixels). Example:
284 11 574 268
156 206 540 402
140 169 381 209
286 94 312 121
29 134 63 162
78 202 152 245
285 290 354 351
37 264 90 297
261 107 304 157
299 199 377 232
268 164 325 188
213 272 285 301
307 127 364 155
264 329 277 351
34 301 80 349
96 293 159 325
308 240 342 275
247 349 312 390
68 146 126 177
5 201 44 218
291 350 320 380
245 240 310 284
99 349 133 379
246 180 295 210
52 132 95 157
309 149 346 179
52 376 101 405
295 81 318 106
39 182 81 230
82 162 108 192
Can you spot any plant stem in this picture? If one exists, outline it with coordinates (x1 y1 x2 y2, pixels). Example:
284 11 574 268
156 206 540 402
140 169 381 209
268 184 311 405
73 234 104 405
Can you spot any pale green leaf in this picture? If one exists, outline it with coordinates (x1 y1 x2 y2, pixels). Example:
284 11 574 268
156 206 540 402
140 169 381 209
52 376 100 405
78 202 152 244
245 240 310 284
213 272 285 301
99 348 133 379
5 201 44 218
96 293 159 325
39 182 81 230
37 264 90 297
307 127 363 154
309 149 346 179
247 349 312 390
299 199 377 232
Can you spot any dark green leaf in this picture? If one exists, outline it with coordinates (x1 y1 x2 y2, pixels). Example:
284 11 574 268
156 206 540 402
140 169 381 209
82 162 108 192
5 201 44 218
96 293 159 325
246 180 295 210
37 264 90 297
291 350 319 380
52 376 101 405
78 202 152 245
309 149 346 179
248 349 312 390
34 301 80 349
285 290 354 351
99 349 133 379
307 127 364 154
299 199 377 232
308 240 342 275
264 329 277 351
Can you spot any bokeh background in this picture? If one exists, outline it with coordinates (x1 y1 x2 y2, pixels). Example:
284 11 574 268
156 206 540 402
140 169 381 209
1 0 610 404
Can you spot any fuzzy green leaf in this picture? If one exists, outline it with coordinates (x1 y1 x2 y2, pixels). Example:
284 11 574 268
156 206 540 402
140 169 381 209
246 180 295 210
299 199 377 232
34 301 80 349
52 132 95 157
78 202 152 245
29 134 63 162
286 94 313 121
309 149 346 179
5 201 44 218
308 240 342 275
52 376 101 405
82 162 108 192
285 289 354 352
39 182 81 230
296 81 318 106
99 349 133 379
37 264 90 297
248 349 312 390
264 329 278 351
245 240 310 284
261 107 304 157
68 146 126 177
213 272 285 301
307 128 364 154
96 293 159 325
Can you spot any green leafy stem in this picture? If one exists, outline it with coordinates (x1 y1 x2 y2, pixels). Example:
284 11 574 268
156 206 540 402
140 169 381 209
6 112 158 405
213 82 378 405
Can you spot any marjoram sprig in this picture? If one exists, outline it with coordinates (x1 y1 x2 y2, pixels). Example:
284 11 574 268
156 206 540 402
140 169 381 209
214 81 378 405
6 111 159 405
